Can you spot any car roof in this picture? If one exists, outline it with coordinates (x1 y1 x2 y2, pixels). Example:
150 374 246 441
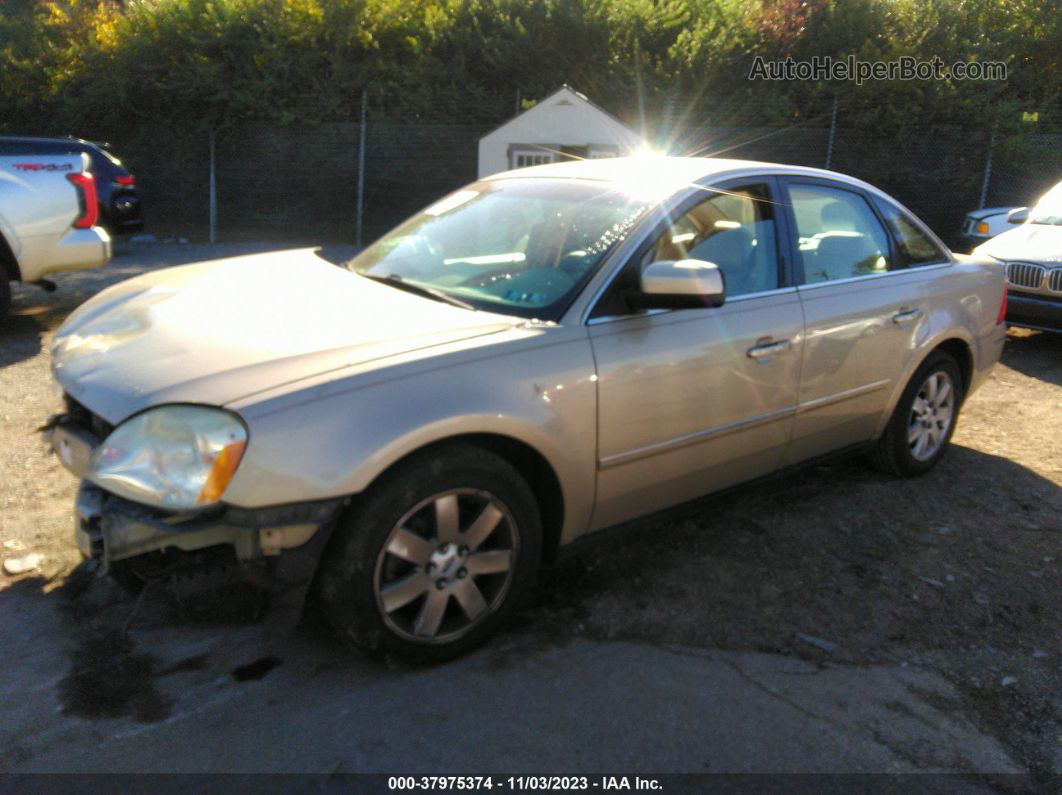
485 155 881 200
483 154 950 255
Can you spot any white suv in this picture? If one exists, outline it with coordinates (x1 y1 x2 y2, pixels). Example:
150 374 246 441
975 180 1062 333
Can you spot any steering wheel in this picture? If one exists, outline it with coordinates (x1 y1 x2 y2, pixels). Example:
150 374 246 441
456 267 522 289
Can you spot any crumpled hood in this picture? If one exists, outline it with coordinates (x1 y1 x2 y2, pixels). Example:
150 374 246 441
975 223 1062 264
51 248 516 423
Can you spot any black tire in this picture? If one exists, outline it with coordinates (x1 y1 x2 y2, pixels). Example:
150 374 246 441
318 444 542 663
0 278 10 324
869 351 964 476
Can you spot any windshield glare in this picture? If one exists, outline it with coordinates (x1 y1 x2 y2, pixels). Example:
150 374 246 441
347 179 649 319
1030 183 1062 226
1030 204 1062 226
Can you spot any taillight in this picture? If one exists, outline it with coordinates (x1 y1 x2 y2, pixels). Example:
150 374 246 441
67 172 99 229
997 286 1007 325
115 174 135 186
976 222 990 235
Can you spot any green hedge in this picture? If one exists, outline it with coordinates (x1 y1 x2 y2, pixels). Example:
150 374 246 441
2 0 1058 136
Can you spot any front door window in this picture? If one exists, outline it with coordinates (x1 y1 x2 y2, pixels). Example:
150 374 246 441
641 184 780 298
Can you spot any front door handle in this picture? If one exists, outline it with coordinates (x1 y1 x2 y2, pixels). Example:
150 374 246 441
747 339 792 360
892 308 924 326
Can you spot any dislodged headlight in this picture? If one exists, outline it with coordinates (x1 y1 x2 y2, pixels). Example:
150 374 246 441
88 405 248 510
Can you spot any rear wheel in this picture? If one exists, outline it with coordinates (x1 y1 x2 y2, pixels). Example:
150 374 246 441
318 444 541 662
869 351 964 476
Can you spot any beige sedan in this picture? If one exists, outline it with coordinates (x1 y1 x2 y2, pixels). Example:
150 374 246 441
46 157 1006 660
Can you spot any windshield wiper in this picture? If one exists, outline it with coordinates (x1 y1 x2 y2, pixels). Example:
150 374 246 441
359 273 476 311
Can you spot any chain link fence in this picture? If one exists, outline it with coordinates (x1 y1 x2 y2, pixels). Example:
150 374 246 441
104 116 1061 251
106 121 491 245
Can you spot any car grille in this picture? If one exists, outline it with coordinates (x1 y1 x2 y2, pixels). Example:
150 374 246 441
1005 262 1046 290
1049 268 1062 293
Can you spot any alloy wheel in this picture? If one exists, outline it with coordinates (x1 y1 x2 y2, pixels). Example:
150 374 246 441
373 489 519 644
907 370 955 461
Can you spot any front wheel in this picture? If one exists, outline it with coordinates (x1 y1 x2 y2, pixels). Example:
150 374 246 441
0 278 11 323
869 351 964 476
318 444 541 663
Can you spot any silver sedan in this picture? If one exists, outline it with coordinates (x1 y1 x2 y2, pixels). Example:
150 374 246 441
46 156 1007 660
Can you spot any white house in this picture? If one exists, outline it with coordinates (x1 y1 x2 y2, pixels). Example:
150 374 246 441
477 85 644 178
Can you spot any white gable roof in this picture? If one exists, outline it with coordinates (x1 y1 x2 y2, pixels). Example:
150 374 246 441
477 86 644 177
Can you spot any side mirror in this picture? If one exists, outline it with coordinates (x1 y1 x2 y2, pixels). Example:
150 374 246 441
631 259 726 310
1007 207 1029 225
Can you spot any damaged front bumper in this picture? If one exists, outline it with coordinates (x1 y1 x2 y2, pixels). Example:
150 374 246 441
46 415 346 622
74 480 344 570
45 413 344 570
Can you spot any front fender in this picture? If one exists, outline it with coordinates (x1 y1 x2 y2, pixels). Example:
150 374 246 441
223 328 599 547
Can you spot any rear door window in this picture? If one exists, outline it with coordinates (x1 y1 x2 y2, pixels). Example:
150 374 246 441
786 183 893 283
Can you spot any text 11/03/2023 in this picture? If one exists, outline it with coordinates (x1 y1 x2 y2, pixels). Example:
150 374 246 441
388 776 662 791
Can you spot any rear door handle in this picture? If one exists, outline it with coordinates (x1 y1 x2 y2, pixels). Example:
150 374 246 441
747 339 792 360
892 308 924 325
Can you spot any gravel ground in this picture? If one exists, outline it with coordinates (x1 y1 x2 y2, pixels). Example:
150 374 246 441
0 243 1059 777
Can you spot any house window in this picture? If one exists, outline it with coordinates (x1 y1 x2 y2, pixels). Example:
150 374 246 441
510 149 557 169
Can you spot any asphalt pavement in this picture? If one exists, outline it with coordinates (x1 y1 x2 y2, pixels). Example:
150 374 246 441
0 581 1021 776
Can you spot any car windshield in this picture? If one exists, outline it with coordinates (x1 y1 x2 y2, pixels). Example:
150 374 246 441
1030 183 1062 226
346 178 649 320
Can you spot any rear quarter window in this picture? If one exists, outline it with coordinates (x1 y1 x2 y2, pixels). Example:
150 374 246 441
874 198 949 266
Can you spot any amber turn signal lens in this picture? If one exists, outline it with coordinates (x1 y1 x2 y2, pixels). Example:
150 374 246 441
197 440 247 504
